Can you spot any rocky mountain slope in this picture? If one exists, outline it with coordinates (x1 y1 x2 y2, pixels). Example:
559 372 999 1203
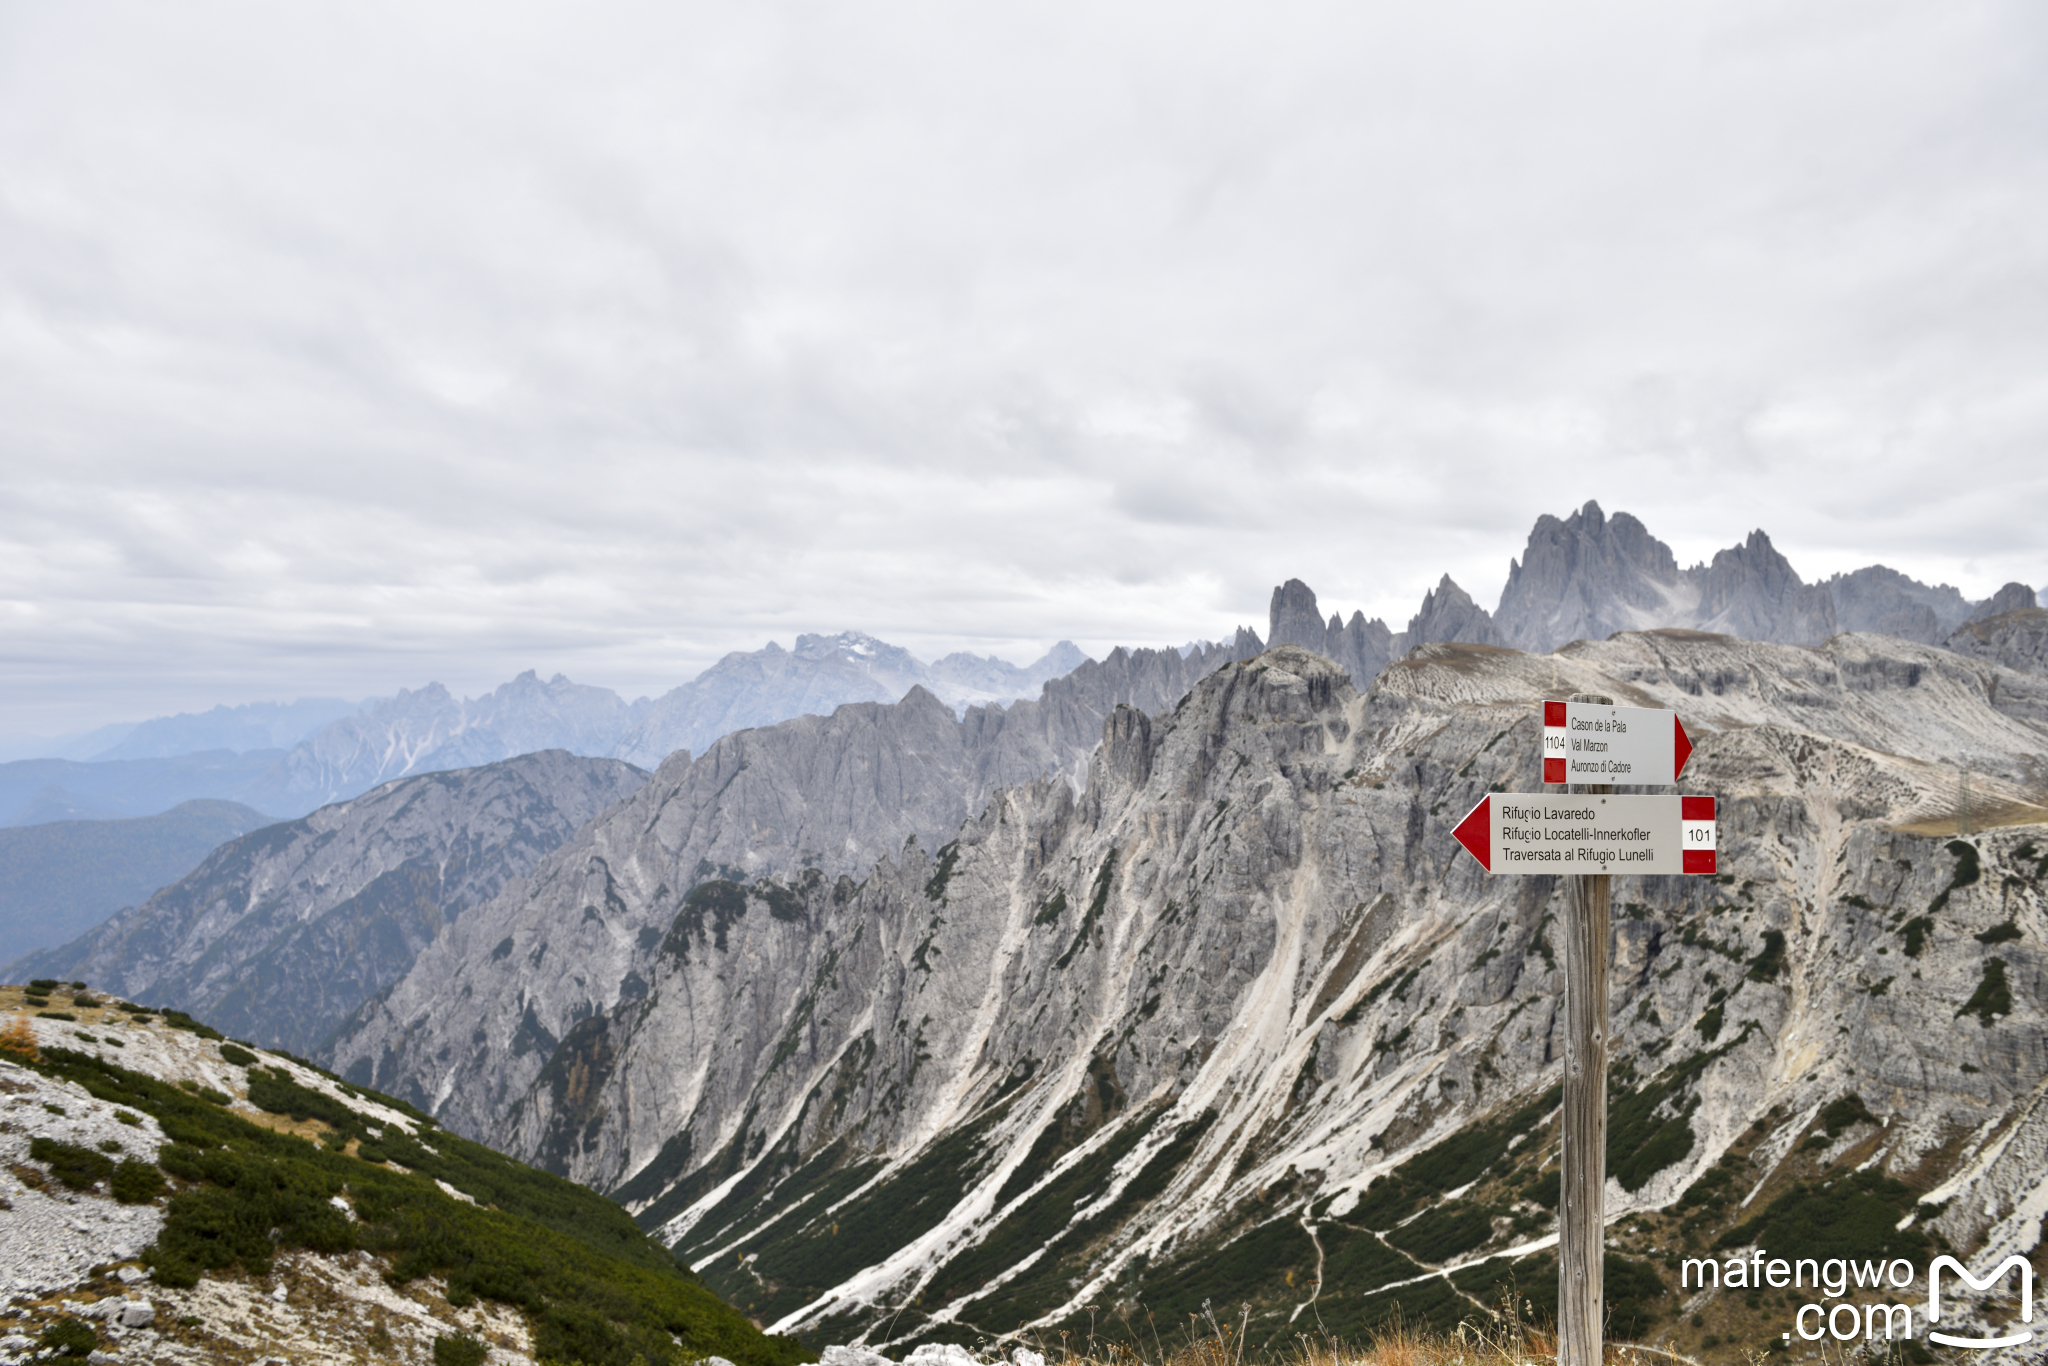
0 800 275 960
326 637 1262 1132
1949 605 2048 684
345 629 2045 1362
5 752 648 1057
0 983 802 1366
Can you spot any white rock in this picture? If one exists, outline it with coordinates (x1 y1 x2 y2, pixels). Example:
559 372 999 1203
905 1345 980 1366
1012 1350 1046 1366
118 1299 154 1328
822 1347 895 1366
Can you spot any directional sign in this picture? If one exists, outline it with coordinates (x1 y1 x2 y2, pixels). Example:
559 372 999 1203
1454 794 1717 875
1542 700 1693 786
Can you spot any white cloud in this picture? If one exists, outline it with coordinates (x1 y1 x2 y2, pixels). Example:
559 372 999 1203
1 0 2043 731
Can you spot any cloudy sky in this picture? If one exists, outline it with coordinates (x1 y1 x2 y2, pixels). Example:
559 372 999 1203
4 1 2044 738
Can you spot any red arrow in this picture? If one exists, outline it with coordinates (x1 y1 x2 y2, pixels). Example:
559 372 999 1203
1674 714 1694 780
1452 796 1492 871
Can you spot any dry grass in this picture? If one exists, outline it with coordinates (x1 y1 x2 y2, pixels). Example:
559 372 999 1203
1891 797 2048 837
1019 1329 1707 1366
997 1296 1699 1366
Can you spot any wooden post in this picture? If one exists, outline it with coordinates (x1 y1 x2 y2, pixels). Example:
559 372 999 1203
1558 691 1613 1366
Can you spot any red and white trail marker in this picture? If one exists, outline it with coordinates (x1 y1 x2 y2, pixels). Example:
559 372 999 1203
1542 700 1694 786
1453 793 1717 875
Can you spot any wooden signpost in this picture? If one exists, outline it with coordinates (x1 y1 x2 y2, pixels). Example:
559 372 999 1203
1453 693 1711 1366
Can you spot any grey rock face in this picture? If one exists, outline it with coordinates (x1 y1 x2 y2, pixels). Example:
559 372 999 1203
327 640 1259 1134
1969 581 2041 622
10 750 647 1056
1822 564 1974 643
612 634 1096 770
1948 606 2048 681
1494 500 1685 652
1265 581 1396 687
248 672 649 815
342 627 2048 1350
1690 529 1839 643
1404 574 1502 648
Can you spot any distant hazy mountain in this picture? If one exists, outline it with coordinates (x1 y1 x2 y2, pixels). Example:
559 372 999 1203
0 799 276 959
238 671 650 815
1 637 1098 827
609 632 1089 769
91 696 360 760
5 751 649 1056
0 750 287 828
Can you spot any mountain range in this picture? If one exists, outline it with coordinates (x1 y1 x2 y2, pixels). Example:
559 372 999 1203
1265 502 2036 684
6 501 2046 1362
6 751 650 1057
7 501 2035 834
0 640 1099 830
320 627 2047 1361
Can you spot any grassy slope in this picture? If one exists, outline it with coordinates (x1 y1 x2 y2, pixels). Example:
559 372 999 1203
10 1006 809 1366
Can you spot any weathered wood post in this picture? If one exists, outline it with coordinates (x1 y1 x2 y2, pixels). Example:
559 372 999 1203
1454 692 1707 1364
1558 690 1613 1366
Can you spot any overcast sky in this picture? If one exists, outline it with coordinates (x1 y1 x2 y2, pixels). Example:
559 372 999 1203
4 1 2044 737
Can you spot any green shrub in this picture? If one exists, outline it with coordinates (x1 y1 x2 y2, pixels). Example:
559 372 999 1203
28 978 60 992
29 1136 114 1190
40 1318 96 1357
111 1158 167 1204
248 1069 359 1132
433 1332 490 1366
218 1043 258 1067
159 1009 224 1041
37 1010 77 1021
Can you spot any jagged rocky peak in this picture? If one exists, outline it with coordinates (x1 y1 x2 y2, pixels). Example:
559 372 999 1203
1406 573 1501 648
1692 528 1838 643
1493 499 1685 652
1969 581 2040 622
1265 579 1397 691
